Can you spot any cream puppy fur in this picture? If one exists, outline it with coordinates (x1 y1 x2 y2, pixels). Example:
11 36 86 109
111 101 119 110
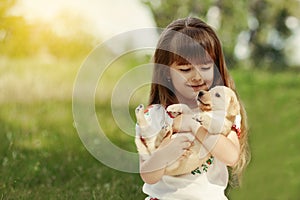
135 86 240 176
194 85 240 135
168 86 240 136
135 104 205 176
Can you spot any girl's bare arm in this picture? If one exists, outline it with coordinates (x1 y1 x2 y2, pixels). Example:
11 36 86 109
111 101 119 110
173 114 240 167
209 130 240 166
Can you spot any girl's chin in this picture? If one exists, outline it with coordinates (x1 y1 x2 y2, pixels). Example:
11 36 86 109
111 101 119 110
188 85 208 92
175 93 197 103
184 94 199 102
175 88 199 102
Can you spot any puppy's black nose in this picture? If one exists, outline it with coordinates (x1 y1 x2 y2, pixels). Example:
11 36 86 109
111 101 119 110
198 90 205 98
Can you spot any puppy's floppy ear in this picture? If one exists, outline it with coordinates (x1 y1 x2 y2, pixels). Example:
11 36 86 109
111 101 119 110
228 95 240 117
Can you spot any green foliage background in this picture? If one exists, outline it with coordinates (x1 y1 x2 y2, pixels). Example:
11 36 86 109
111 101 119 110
142 0 300 70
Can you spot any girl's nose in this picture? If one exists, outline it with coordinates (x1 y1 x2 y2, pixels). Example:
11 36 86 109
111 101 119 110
192 69 202 82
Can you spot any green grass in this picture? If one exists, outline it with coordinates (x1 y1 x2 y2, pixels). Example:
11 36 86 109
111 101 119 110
0 101 144 199
0 58 299 199
228 69 300 199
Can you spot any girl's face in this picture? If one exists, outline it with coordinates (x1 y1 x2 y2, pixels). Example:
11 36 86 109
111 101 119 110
170 62 214 106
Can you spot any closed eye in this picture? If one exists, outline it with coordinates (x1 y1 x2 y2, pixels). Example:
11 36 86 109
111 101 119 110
179 68 191 72
201 66 211 71
198 63 213 71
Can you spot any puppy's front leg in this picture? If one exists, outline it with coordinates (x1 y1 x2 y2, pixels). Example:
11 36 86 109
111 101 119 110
135 104 152 157
135 104 148 127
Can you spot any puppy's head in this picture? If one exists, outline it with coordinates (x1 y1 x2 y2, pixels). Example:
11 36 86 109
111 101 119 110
197 86 240 117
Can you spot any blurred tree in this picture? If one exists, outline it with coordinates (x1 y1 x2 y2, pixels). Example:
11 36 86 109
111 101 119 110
247 0 299 70
0 0 15 21
0 0 95 59
0 0 33 57
38 11 95 59
141 0 300 70
141 0 248 68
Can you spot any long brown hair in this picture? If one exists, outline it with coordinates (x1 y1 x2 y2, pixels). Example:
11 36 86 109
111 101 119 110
149 17 250 186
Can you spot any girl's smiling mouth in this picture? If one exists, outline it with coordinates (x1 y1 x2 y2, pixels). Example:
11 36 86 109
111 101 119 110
187 84 207 91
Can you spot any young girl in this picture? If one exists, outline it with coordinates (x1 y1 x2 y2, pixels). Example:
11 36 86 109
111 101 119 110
137 17 250 200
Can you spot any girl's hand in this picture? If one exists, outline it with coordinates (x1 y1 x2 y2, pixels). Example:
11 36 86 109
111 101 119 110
139 134 192 184
139 134 191 174
155 133 192 167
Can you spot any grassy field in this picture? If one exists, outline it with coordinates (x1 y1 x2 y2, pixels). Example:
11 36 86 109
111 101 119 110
0 57 299 199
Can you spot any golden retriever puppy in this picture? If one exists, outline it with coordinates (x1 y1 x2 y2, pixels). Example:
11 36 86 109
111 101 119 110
135 86 240 176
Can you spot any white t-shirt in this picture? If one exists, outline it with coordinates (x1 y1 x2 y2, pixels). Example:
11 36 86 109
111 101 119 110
136 104 241 200
143 159 228 200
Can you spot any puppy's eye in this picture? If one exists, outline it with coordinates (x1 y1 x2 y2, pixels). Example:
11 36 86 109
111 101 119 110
215 93 221 97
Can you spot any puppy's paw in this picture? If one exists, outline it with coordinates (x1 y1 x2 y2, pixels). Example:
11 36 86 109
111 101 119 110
135 104 144 114
192 113 204 123
135 104 148 127
167 104 191 118
167 104 186 113
193 113 216 133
